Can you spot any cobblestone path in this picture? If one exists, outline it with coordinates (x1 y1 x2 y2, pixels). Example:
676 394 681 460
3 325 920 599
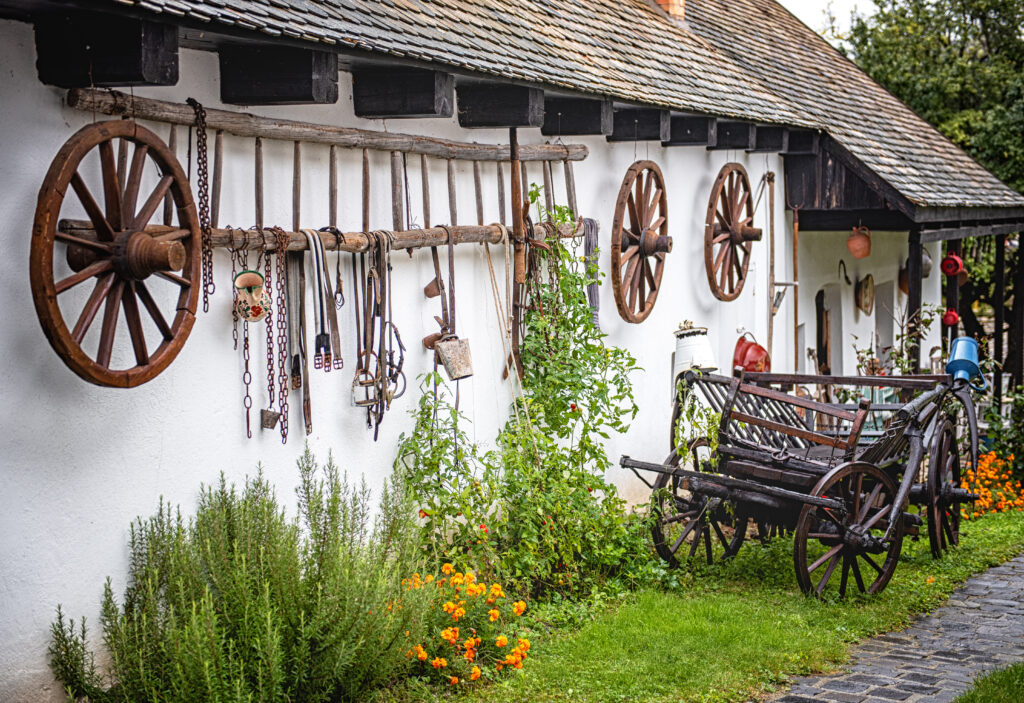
770 554 1024 703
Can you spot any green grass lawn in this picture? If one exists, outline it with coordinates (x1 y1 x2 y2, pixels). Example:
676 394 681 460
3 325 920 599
954 662 1024 703
379 511 1024 703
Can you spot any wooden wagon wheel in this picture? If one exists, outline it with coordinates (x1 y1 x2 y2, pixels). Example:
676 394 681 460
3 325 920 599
793 462 904 597
651 442 744 567
926 418 962 558
30 120 200 387
611 160 672 323
704 163 761 301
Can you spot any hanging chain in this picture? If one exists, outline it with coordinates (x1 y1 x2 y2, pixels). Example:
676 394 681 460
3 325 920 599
187 98 215 312
242 322 253 438
228 227 240 351
263 231 276 412
273 227 291 443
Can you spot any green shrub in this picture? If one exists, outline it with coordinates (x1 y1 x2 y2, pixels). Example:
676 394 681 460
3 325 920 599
396 185 658 599
49 448 432 703
985 388 1024 479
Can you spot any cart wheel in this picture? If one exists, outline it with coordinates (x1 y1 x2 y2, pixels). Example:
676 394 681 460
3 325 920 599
794 462 904 597
927 418 962 558
651 442 743 567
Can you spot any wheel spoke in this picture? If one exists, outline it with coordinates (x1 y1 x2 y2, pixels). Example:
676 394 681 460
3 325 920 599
710 518 730 551
54 259 114 294
860 552 884 575
839 553 851 598
644 259 657 291
55 231 113 254
156 271 193 288
70 173 115 241
155 228 191 242
131 175 173 231
97 280 125 367
647 187 662 223
941 512 955 544
863 504 893 530
121 144 149 227
71 273 116 344
637 261 646 312
135 281 174 341
703 523 713 564
621 245 639 264
852 472 864 521
99 140 123 232
627 192 641 235
808 543 843 573
850 554 867 592
649 215 666 232
732 245 744 277
727 251 735 292
662 509 699 526
816 550 842 595
122 283 149 366
713 231 730 244
670 515 701 554
858 483 883 522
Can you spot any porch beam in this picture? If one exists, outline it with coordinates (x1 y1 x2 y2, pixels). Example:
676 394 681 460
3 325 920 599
457 84 545 128
541 98 613 136
795 209 912 232
220 45 338 105
747 125 788 153
35 13 178 88
352 68 454 118
920 222 1024 242
708 121 755 151
608 108 670 142
783 129 820 155
662 115 717 147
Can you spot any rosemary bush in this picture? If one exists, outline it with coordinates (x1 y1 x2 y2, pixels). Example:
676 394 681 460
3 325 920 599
49 448 432 703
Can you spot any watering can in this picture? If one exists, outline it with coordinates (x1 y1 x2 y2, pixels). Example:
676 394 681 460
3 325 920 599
946 337 986 391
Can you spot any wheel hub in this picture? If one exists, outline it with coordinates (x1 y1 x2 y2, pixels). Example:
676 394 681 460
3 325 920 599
114 231 186 280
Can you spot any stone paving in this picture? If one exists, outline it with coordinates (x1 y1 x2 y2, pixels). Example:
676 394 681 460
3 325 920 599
769 554 1024 703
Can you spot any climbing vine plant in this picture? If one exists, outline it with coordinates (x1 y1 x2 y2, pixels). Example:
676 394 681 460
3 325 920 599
396 185 654 598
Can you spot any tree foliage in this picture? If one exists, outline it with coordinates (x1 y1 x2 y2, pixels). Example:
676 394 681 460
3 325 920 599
846 1 1024 375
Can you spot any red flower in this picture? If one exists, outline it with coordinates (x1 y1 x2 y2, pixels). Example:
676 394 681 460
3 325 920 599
570 403 577 412
418 509 429 518
479 524 488 533
250 305 263 316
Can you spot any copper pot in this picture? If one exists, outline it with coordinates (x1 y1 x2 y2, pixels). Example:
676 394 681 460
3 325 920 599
847 226 871 259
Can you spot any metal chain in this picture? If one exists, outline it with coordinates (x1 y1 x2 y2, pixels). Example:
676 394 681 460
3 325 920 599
187 98 215 312
229 228 240 351
263 231 276 412
273 227 291 443
242 322 253 438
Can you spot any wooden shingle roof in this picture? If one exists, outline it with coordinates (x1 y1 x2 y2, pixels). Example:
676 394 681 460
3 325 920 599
112 0 1024 213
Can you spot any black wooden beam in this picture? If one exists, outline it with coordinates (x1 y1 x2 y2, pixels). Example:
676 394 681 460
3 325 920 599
457 85 544 128
541 98 613 136
352 68 453 118
783 129 820 155
608 109 670 142
907 228 923 374
220 46 338 105
919 221 1024 242
748 125 788 153
1016 244 1024 387
796 209 913 231
994 234 1006 406
663 115 717 147
708 121 755 150
35 13 178 88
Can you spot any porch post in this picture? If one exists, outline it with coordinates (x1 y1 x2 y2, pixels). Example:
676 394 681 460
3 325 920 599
907 228 923 374
945 239 960 348
994 234 1005 408
1015 235 1024 388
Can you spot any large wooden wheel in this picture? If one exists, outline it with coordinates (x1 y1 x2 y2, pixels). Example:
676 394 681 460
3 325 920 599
704 163 761 301
793 462 904 597
651 443 744 567
30 120 200 387
611 160 671 323
926 418 962 558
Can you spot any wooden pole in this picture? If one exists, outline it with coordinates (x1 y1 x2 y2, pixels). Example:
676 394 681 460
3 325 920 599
390 150 404 231
328 145 338 229
1014 236 1024 388
994 234 1006 408
68 88 588 163
945 239 961 350
292 141 301 232
211 130 223 228
792 208 800 370
420 154 431 229
162 124 176 226
255 137 264 229
60 220 587 253
510 128 525 284
766 172 776 358
907 228 923 374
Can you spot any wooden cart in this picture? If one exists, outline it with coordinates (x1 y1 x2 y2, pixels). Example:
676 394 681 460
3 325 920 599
622 369 979 597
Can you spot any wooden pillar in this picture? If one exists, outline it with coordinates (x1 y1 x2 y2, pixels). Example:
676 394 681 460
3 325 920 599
1015 237 1024 388
993 234 1006 408
907 228 923 374
945 239 961 348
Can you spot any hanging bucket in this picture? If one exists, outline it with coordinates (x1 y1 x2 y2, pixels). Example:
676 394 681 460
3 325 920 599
946 336 986 390
673 322 717 379
941 253 964 276
436 337 473 381
733 334 771 372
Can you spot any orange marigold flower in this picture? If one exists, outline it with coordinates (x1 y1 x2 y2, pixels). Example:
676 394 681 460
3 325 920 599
496 635 508 647
432 657 447 669
442 563 454 575
417 650 428 662
488 609 500 622
471 665 482 681
442 601 456 614
449 676 459 685
512 600 527 616
418 509 428 518
517 638 531 652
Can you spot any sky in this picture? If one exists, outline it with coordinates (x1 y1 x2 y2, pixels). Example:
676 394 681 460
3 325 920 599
776 0 871 37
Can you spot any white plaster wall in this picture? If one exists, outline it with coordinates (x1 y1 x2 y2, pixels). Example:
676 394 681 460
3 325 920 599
0 17 914 700
795 229 942 375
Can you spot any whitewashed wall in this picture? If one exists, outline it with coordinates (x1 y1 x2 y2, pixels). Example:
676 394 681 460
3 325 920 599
0 18 936 700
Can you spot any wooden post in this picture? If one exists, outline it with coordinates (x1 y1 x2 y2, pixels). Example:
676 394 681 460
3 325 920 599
994 234 1006 408
328 145 338 229
361 149 370 233
211 130 223 228
420 155 431 229
1015 238 1024 388
473 161 484 226
162 124 176 226
563 160 578 218
945 239 961 349
390 150 404 231
766 172 776 357
446 159 458 225
255 137 264 229
907 228 923 374
792 208 800 370
510 128 525 284
292 141 301 232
